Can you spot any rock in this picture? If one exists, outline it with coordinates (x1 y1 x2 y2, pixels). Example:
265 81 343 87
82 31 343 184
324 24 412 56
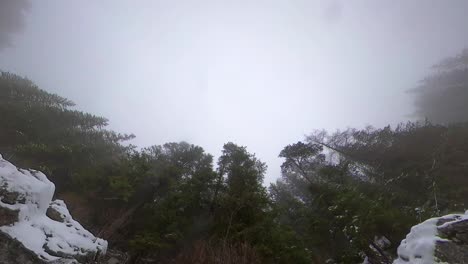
434 218 468 263
0 231 46 264
437 218 468 244
0 154 108 263
0 187 25 205
394 212 468 264
46 205 66 223
0 182 22 226
364 236 394 264
0 206 18 226
434 240 468 264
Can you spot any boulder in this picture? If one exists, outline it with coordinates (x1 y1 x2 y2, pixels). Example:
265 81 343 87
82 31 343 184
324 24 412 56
46 205 65 223
0 231 46 264
0 154 107 263
434 216 468 263
394 212 468 264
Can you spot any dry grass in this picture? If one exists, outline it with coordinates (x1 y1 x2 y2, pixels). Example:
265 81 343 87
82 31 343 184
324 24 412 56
171 240 262 264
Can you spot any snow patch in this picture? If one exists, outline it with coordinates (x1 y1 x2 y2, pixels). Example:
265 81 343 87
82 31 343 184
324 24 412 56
393 217 439 264
0 157 55 220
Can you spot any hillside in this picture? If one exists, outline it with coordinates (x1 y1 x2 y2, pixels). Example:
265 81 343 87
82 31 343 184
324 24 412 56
2 71 468 263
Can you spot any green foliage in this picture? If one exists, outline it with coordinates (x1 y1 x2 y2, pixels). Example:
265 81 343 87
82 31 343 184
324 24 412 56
0 72 134 193
214 143 269 238
274 121 468 262
211 143 311 263
127 142 217 258
4 70 468 263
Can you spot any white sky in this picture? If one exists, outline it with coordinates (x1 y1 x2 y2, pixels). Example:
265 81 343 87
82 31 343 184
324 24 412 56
1 0 468 183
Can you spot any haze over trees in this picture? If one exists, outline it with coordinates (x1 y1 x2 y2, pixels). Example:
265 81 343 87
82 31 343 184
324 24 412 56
411 49 468 124
1 48 468 263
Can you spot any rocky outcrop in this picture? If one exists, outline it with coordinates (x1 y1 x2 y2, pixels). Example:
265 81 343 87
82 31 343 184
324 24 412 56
0 231 43 264
364 236 394 264
394 212 468 264
434 215 468 263
0 154 107 264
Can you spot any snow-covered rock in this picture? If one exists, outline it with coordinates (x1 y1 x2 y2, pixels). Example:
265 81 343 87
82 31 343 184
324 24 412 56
394 211 468 264
365 235 394 264
0 154 107 263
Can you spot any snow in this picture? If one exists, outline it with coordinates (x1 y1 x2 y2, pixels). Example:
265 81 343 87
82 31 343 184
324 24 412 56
393 217 440 264
0 154 107 261
393 212 468 264
0 155 55 221
437 212 468 229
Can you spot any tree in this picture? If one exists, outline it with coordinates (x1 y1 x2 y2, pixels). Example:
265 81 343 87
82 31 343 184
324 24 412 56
0 71 134 191
215 143 310 263
126 142 217 260
279 142 325 184
410 49 468 124
214 143 269 241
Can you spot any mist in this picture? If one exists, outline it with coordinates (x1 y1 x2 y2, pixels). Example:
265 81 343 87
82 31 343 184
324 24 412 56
0 0 30 50
1 0 468 183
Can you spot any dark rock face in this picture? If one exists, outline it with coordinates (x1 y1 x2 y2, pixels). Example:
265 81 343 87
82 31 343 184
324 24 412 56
0 232 47 264
0 206 18 226
0 184 21 226
437 218 468 243
0 188 25 205
435 240 468 264
365 236 394 264
435 218 468 263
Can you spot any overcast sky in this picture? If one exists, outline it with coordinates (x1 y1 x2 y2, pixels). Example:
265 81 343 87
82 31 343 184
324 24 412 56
1 0 468 183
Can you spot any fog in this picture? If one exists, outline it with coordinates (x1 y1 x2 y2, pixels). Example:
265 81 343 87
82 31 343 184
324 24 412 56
0 0 30 50
1 0 468 183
